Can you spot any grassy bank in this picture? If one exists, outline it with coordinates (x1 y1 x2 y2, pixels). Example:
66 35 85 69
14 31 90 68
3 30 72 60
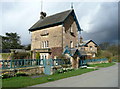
88 62 115 68
2 68 95 88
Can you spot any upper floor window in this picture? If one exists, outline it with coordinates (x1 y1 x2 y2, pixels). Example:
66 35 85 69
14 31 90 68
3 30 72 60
41 41 49 48
90 46 93 50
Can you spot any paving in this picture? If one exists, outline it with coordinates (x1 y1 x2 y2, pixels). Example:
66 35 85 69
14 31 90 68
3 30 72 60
30 64 118 87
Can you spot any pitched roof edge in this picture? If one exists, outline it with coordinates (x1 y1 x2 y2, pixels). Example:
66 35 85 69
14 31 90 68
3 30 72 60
29 21 63 32
85 40 98 47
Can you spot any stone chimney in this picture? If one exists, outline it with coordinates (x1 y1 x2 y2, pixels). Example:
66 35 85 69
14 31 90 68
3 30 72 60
80 36 83 43
40 12 47 19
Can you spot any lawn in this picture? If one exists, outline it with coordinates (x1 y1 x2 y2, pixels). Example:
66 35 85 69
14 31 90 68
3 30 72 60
2 68 95 88
88 62 115 68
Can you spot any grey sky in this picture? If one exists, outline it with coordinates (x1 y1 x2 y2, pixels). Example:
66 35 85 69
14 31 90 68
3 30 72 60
0 1 118 45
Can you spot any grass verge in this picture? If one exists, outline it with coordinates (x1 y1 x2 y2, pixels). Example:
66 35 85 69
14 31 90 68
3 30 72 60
88 62 115 68
2 68 96 88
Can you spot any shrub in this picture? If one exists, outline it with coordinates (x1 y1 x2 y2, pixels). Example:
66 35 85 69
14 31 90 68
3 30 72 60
2 72 13 79
55 69 63 74
12 52 30 59
15 72 28 77
36 52 40 59
2 74 10 79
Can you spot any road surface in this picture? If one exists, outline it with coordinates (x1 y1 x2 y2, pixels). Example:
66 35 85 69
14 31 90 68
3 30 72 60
31 64 118 87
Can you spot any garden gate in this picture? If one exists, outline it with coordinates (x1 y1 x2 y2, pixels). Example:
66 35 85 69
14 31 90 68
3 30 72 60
43 59 53 75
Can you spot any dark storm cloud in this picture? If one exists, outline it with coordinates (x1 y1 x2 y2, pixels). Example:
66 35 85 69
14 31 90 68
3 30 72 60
81 2 118 44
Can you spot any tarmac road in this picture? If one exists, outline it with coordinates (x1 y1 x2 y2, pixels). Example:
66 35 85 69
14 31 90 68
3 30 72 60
31 63 118 87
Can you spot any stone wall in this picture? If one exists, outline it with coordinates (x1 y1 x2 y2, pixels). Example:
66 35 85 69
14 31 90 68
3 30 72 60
2 66 44 75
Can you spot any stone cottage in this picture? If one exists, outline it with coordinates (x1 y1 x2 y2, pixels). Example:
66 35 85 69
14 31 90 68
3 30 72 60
29 9 81 59
77 36 98 59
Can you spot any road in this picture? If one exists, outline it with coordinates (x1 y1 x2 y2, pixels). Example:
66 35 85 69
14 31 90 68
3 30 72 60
31 64 118 87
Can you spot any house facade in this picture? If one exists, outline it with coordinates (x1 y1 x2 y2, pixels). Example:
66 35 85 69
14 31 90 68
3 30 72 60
77 36 98 58
29 9 81 59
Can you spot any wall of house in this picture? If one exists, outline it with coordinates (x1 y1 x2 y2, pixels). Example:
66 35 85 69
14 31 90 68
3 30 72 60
84 42 97 53
63 15 79 49
31 25 63 50
31 15 79 59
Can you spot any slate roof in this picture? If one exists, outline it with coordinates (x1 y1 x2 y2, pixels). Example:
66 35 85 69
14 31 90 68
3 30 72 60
63 46 86 57
29 9 81 32
79 40 98 47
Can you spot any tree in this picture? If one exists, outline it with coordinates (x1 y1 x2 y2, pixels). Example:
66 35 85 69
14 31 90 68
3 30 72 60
99 42 110 50
36 52 40 59
2 33 22 49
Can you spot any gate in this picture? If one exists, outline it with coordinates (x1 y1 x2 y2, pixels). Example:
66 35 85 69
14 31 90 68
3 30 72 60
79 60 87 67
44 59 53 75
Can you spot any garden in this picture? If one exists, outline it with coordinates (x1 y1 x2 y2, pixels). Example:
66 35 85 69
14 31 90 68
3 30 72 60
1 62 115 88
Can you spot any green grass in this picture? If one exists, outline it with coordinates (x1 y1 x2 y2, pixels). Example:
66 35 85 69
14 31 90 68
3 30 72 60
2 68 95 88
88 62 115 68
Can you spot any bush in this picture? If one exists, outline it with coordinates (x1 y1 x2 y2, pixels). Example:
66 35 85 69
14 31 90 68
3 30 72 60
55 69 63 74
55 68 74 74
12 52 30 59
15 72 28 77
2 72 13 79
36 52 40 59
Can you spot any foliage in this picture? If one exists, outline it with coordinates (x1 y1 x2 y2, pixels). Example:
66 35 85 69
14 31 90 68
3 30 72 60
97 43 119 62
36 52 40 59
13 52 30 59
99 42 110 50
2 32 22 49
0 53 11 60
2 72 13 79
15 72 29 77
55 68 74 74
22 44 31 50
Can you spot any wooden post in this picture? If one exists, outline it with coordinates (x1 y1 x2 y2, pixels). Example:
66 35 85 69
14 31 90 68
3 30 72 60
10 60 12 68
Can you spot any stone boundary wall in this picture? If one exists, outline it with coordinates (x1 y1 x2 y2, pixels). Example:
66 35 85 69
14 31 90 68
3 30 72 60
1 66 44 75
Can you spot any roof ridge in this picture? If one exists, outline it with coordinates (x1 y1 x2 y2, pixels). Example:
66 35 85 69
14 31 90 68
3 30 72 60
46 9 72 18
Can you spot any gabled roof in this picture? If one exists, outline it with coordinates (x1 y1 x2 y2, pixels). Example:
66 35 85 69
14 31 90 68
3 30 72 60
63 46 81 57
79 40 98 47
29 9 81 32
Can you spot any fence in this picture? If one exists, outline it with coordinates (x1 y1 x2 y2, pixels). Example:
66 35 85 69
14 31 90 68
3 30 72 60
0 59 70 69
80 58 108 66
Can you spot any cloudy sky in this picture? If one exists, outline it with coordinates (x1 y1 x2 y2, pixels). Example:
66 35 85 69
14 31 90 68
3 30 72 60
0 0 118 45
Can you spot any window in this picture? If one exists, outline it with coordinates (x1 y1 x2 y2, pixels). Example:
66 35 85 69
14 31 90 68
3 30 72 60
70 41 73 48
47 41 49 48
41 41 49 48
90 46 93 50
